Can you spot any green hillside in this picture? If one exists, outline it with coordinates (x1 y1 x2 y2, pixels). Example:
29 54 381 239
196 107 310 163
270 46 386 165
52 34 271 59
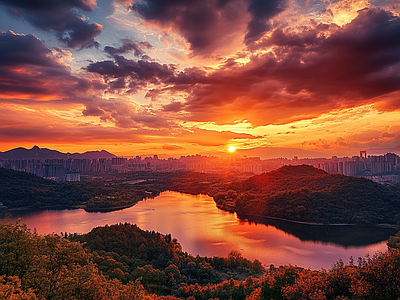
0 168 142 210
0 167 77 208
215 165 400 225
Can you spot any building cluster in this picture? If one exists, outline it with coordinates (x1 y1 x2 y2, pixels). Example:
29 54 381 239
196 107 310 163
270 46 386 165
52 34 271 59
0 154 263 181
0 158 83 182
1 151 399 184
289 152 400 183
292 152 399 175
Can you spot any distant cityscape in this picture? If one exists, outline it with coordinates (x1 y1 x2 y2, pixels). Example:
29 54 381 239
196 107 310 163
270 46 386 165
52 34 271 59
1 148 400 185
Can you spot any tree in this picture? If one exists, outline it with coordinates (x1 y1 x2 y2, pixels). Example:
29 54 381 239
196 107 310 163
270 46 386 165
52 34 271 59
252 259 264 276
0 276 37 300
23 234 101 299
0 220 38 280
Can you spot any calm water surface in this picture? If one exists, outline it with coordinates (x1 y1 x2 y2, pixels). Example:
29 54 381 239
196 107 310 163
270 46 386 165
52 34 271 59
9 191 396 270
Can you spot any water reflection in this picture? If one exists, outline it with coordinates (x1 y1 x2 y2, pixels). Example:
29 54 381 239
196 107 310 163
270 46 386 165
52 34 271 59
237 214 397 247
6 191 396 270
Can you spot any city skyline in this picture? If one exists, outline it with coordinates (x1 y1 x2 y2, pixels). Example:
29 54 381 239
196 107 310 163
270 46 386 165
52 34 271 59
1 0 400 157
2 145 400 185
1 144 400 160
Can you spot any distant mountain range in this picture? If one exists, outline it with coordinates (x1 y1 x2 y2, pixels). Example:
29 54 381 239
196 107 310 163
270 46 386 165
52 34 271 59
0 146 116 160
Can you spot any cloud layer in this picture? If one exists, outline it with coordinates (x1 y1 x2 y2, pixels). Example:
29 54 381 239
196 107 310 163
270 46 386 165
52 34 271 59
85 7 400 126
1 0 400 156
131 0 286 56
0 0 102 49
0 30 95 98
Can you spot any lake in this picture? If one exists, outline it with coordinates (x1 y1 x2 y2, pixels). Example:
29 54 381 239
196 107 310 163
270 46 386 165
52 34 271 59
8 191 397 270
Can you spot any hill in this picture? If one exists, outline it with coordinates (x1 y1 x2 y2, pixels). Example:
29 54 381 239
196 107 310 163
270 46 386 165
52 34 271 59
237 164 330 193
0 145 116 159
214 165 400 225
69 222 263 293
0 168 155 210
0 167 86 208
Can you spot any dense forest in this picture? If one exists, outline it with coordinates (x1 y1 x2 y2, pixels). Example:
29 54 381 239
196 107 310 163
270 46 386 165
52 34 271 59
69 223 263 294
2 220 400 299
214 165 400 225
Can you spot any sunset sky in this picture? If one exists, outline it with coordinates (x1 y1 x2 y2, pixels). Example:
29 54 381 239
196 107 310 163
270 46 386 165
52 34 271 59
1 0 400 158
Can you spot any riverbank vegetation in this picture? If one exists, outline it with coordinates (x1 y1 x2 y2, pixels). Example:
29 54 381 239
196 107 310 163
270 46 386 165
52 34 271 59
2 220 400 299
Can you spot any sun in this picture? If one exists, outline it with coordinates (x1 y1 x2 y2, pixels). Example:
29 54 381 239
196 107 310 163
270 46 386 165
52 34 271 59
228 146 237 152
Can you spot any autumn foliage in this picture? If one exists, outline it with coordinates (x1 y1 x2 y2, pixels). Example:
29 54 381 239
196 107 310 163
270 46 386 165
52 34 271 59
2 220 400 299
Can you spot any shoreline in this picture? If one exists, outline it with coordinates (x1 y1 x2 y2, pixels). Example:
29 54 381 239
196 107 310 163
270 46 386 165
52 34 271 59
5 202 138 214
84 202 136 212
237 212 399 229
216 204 399 229
8 205 79 212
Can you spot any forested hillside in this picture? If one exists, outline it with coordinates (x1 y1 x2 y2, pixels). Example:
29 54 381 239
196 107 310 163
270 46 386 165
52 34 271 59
0 168 153 210
69 223 263 295
0 167 82 207
215 165 400 225
2 220 400 299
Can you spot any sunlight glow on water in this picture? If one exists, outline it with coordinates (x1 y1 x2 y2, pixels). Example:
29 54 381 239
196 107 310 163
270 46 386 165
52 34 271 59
9 191 394 270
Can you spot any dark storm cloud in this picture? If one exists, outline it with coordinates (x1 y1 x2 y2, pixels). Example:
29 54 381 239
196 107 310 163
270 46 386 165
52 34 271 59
266 7 400 99
104 38 153 57
0 30 58 67
0 30 68 96
0 0 102 49
0 31 102 100
245 0 287 44
86 55 176 93
130 0 285 55
131 0 242 55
